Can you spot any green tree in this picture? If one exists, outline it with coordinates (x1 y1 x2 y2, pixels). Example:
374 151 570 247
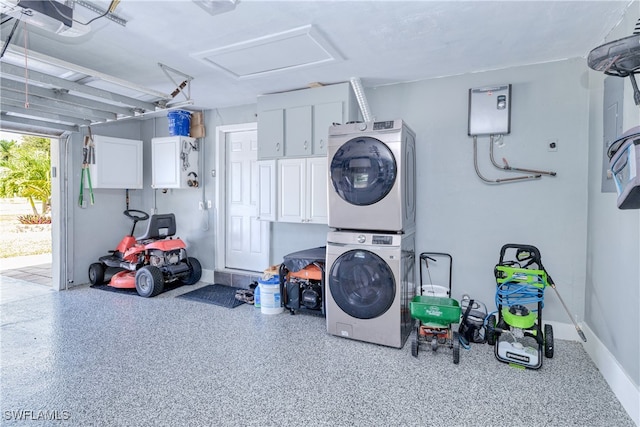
0 136 51 215
0 139 17 164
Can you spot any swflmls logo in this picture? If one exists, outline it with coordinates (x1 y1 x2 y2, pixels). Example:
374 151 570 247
425 306 442 317
4 410 71 421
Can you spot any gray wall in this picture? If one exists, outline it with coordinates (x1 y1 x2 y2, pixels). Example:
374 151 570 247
586 4 640 387
367 59 590 325
68 120 146 287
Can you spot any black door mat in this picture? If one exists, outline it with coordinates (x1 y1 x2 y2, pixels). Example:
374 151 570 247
90 282 182 296
176 284 245 308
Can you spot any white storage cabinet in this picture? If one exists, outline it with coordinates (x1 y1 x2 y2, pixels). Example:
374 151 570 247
89 135 143 189
151 136 199 189
257 82 358 160
277 157 327 224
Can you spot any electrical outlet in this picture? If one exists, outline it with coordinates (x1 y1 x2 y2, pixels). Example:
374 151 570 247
548 139 558 152
207 200 212 209
198 201 204 210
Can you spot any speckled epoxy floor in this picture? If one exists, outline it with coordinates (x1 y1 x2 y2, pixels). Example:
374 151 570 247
0 277 635 427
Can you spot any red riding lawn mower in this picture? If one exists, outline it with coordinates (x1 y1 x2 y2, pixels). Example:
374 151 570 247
88 209 202 297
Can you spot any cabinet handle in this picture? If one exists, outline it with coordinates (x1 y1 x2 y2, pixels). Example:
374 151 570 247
276 142 280 152
319 139 324 149
304 140 308 150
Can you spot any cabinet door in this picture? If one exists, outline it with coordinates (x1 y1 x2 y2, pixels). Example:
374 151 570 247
313 101 343 156
285 105 312 157
257 160 276 222
277 158 305 223
306 157 328 224
90 135 143 189
257 109 284 159
152 137 181 188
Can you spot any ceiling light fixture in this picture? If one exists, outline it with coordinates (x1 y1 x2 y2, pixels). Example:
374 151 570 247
192 0 238 16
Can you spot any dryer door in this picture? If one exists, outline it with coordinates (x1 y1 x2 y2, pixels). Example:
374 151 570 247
329 249 396 319
330 137 397 206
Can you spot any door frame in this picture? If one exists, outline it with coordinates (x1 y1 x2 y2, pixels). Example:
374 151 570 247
214 122 267 273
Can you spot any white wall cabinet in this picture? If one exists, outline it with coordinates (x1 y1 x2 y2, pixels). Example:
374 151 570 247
313 101 344 156
257 109 284 159
151 136 199 189
277 157 327 224
89 135 143 189
285 105 313 157
257 82 358 160
257 160 276 222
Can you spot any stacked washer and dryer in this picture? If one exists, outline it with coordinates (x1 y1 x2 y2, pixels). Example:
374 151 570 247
325 119 417 348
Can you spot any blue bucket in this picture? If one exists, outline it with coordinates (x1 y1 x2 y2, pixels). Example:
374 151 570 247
167 110 191 136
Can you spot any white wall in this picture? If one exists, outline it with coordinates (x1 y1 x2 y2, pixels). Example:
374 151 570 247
586 2 640 390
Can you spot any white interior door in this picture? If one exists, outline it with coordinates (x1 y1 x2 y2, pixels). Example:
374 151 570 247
225 129 269 271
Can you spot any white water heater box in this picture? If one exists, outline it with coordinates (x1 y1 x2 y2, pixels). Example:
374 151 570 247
468 84 511 136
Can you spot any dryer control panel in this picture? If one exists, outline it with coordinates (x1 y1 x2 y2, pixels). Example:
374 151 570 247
372 235 393 245
373 121 395 130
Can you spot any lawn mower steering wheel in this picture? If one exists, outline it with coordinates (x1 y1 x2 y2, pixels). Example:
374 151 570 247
124 209 150 222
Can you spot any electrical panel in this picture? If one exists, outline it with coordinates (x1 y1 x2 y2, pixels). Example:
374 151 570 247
468 84 511 136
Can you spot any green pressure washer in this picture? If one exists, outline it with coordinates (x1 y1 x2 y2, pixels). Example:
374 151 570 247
486 244 586 370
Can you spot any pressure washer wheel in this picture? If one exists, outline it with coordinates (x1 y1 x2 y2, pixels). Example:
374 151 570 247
411 339 419 358
544 324 554 358
135 266 164 298
486 314 497 346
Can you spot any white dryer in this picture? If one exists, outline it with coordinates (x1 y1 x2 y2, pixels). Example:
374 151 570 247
328 119 416 233
325 230 415 348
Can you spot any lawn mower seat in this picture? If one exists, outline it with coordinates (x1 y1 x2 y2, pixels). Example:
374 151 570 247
137 213 176 241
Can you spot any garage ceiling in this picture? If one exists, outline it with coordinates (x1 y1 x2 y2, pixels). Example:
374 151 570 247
0 0 637 136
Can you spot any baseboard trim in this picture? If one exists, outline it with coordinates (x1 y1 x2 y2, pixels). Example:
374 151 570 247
581 323 639 426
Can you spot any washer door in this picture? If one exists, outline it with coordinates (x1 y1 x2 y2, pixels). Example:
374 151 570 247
329 249 396 319
330 137 397 206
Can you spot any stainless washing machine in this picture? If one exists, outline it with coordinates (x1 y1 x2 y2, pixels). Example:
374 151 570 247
325 230 415 348
328 119 416 233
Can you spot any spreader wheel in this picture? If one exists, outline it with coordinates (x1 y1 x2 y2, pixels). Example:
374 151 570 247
452 331 460 364
411 339 419 358
135 266 164 298
544 324 554 358
88 263 105 285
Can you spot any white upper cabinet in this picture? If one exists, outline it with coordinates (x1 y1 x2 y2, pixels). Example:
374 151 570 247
257 109 284 159
151 136 199 189
313 101 343 156
257 82 358 160
89 135 143 189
